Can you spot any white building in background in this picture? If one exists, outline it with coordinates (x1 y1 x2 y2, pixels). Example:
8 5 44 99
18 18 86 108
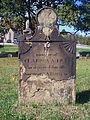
5 28 22 42
5 29 14 42
4 20 29 42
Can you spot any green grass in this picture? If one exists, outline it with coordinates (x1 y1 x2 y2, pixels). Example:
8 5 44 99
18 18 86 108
0 45 18 57
0 57 90 120
0 47 18 52
0 46 90 119
77 48 90 53
0 45 18 53
0 58 18 120
0 45 17 48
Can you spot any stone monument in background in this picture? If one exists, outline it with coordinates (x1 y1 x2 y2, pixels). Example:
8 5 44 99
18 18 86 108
18 7 76 104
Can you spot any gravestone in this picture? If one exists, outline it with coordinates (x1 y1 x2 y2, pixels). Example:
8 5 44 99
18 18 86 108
18 7 76 104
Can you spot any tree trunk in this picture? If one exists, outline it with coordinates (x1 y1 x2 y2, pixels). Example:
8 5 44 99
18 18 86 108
27 0 32 29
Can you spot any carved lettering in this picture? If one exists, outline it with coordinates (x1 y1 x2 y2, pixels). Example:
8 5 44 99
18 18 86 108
18 7 76 105
19 41 75 81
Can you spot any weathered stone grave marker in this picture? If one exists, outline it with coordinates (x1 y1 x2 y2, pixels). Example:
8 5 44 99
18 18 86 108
18 7 76 104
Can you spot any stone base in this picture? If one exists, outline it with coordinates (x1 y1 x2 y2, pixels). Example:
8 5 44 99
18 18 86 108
19 74 76 104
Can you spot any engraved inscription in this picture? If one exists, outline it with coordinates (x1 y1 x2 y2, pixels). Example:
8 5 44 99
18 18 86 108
18 7 76 105
20 42 74 81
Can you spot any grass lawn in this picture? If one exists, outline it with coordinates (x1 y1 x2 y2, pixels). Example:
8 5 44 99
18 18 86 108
0 46 90 119
0 48 18 52
77 48 90 53
0 45 18 52
0 45 17 48
0 57 90 120
0 45 18 57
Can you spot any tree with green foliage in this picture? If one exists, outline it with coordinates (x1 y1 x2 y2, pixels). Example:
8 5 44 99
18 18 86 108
75 34 90 45
57 0 89 32
84 36 90 45
0 0 89 35
75 34 85 44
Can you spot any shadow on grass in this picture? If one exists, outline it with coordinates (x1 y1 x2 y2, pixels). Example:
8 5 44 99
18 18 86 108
76 90 90 104
0 45 4 48
0 52 18 58
80 52 90 57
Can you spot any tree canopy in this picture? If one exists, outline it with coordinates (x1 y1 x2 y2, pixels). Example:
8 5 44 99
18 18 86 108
0 0 89 35
75 34 90 45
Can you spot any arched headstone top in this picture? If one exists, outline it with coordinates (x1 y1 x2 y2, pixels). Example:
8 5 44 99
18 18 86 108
36 7 58 27
18 7 76 105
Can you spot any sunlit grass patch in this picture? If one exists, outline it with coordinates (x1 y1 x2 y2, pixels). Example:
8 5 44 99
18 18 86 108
0 57 90 120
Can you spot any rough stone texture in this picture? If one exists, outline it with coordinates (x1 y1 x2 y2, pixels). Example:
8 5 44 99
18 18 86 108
18 7 76 104
37 7 57 26
19 74 76 104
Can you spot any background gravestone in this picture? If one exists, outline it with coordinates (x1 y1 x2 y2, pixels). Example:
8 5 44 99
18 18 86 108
18 7 76 104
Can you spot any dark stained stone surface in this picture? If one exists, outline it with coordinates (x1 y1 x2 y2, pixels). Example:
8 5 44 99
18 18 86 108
18 7 76 104
18 28 76 81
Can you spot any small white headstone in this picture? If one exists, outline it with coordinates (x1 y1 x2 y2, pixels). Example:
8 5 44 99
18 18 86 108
26 20 29 29
8 54 12 57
